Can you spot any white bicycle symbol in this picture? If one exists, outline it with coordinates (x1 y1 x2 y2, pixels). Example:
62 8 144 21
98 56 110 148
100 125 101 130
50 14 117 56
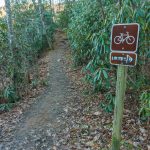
114 32 135 45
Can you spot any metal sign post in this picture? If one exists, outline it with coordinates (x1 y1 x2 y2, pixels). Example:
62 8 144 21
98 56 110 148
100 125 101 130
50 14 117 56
110 23 139 150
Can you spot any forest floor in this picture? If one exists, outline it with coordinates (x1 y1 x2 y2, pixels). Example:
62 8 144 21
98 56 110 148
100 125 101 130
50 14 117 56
0 30 149 150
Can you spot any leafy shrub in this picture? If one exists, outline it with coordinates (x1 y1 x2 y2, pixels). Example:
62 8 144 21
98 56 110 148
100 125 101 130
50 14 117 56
0 86 17 112
0 2 56 108
67 0 149 91
0 103 14 112
139 91 150 120
56 2 74 29
58 0 150 114
67 0 118 92
100 92 115 113
3 86 19 103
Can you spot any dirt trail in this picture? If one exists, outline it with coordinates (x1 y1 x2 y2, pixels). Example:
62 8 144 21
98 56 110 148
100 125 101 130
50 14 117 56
0 31 76 150
1 30 149 150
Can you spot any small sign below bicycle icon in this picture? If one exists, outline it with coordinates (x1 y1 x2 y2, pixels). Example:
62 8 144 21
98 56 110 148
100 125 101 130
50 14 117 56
111 23 139 52
110 52 137 66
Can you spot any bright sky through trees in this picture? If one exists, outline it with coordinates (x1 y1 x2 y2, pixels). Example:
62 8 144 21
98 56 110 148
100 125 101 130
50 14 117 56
0 0 61 7
0 0 5 7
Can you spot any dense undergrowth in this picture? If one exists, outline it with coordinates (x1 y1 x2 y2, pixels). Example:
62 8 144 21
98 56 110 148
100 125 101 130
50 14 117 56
58 0 150 120
0 2 55 111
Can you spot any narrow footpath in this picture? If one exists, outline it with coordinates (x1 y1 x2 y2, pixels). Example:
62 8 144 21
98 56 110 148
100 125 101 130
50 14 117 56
0 31 79 150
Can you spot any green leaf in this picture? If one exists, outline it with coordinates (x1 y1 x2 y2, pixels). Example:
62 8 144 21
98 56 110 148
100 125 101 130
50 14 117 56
102 70 108 79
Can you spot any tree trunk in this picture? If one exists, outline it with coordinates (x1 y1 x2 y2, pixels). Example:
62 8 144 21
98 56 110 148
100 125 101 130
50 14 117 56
59 0 61 11
4 0 18 95
49 0 52 7
5 0 14 52
38 0 52 49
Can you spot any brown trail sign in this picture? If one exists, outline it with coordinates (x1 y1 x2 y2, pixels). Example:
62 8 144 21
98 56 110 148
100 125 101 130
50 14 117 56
110 52 137 66
111 23 139 52
110 23 140 150
110 23 139 67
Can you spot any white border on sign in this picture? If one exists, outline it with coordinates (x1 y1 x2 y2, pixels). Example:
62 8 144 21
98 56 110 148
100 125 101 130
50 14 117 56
110 52 137 67
110 23 140 53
